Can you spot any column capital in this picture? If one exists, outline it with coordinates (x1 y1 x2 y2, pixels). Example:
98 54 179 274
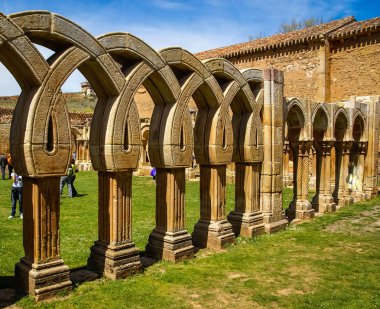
314 140 334 154
291 140 312 155
335 141 352 154
354 141 368 154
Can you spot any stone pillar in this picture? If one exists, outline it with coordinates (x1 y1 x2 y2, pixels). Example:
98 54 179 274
353 142 367 201
193 165 235 249
334 141 352 206
15 177 72 300
316 40 331 102
310 147 317 190
227 163 265 237
363 96 380 199
261 68 288 232
312 141 336 213
88 171 141 279
287 141 315 219
146 168 194 261
283 142 291 187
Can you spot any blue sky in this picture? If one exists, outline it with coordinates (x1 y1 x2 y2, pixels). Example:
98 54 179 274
0 0 379 95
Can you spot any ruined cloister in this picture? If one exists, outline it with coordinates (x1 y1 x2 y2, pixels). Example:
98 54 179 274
0 11 379 300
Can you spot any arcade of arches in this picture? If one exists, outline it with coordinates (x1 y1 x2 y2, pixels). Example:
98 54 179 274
0 11 379 300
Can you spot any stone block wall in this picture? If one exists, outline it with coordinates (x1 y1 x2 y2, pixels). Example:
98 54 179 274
330 32 380 102
230 43 323 102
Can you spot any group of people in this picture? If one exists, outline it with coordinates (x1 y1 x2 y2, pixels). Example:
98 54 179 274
7 152 79 220
0 153 13 180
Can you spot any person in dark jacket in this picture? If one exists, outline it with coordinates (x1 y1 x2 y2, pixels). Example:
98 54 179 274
0 153 8 180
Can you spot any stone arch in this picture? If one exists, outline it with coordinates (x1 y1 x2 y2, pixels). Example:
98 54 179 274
9 11 129 175
0 14 51 175
311 104 330 141
203 58 258 164
99 33 185 168
334 108 349 141
286 99 307 142
160 47 223 165
352 112 366 142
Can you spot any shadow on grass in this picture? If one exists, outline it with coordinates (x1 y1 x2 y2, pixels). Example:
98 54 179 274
0 276 24 309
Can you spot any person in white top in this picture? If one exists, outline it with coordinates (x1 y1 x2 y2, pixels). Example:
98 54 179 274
8 172 23 219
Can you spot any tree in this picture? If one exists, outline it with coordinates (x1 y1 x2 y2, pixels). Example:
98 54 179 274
278 17 324 34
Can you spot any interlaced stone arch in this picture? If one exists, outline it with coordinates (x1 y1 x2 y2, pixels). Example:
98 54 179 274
1 10 378 301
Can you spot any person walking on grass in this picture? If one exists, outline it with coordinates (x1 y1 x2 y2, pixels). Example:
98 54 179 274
8 171 23 219
0 153 8 180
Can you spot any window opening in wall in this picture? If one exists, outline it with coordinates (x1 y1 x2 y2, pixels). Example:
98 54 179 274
46 115 55 152
180 125 185 151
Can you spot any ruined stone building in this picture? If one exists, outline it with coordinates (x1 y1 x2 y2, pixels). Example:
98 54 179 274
0 11 379 300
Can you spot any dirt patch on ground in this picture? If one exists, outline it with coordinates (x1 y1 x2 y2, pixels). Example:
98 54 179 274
325 205 380 235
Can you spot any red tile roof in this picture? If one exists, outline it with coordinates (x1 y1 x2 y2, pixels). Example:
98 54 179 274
196 16 356 60
329 16 380 39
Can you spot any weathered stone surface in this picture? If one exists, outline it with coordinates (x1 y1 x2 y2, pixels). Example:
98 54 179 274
2 10 379 302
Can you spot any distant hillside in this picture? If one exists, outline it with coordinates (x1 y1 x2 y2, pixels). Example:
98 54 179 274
0 93 96 113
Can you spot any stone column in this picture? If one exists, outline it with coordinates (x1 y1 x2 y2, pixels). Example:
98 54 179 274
283 142 291 187
312 141 336 213
353 142 367 201
261 69 288 232
88 171 141 279
227 163 264 237
193 164 235 249
310 147 317 190
287 141 315 219
15 177 72 300
334 141 352 206
146 168 194 261
363 97 380 199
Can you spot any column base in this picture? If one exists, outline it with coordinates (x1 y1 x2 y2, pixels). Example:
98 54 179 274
88 241 141 279
146 229 194 262
334 194 353 207
352 191 366 202
227 211 265 237
15 258 72 301
192 219 235 250
286 200 315 220
262 212 288 233
312 195 336 213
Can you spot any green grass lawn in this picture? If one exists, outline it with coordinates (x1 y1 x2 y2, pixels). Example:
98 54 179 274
0 171 379 308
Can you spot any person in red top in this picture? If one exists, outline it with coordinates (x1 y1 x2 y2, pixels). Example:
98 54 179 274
7 154 13 179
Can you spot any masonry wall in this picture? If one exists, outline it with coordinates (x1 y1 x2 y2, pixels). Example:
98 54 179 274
330 32 380 102
229 42 324 102
0 123 10 154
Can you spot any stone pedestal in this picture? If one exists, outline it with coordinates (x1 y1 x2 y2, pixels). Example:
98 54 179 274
16 258 71 300
146 168 194 261
312 141 336 213
287 141 315 219
89 172 141 278
15 177 72 300
228 163 264 237
193 165 235 249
